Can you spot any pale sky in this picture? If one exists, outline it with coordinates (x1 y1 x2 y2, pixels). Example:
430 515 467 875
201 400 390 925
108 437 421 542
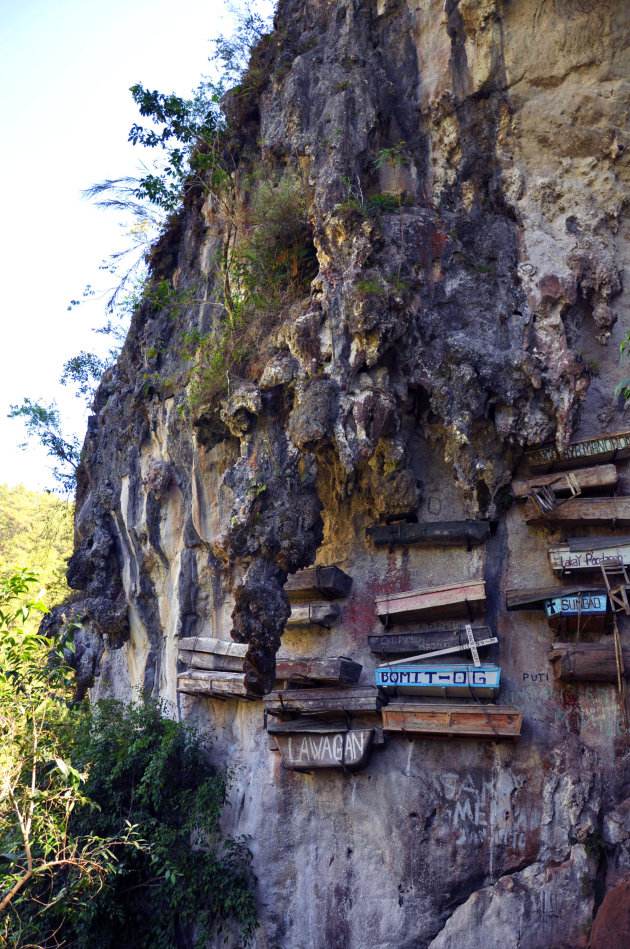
0 0 273 492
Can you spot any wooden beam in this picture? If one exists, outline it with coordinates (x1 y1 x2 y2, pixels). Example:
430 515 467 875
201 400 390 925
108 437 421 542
523 496 630 525
381 703 522 739
286 602 341 628
548 642 630 682
512 464 617 500
506 586 606 610
549 542 630 573
177 671 259 700
375 580 486 624
366 520 490 548
369 626 493 656
526 430 630 471
273 730 374 771
264 687 387 716
285 565 353 600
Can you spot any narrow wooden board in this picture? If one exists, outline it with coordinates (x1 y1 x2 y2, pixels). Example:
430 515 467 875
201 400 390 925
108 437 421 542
264 687 387 716
274 730 374 771
369 626 492 655
526 430 630 471
523 496 630 525
512 464 617 499
285 565 353 600
381 703 522 739
178 637 247 657
375 580 486 624
506 586 606 610
286 602 341 628
549 542 630 573
548 642 630 682
177 671 259 700
366 520 490 548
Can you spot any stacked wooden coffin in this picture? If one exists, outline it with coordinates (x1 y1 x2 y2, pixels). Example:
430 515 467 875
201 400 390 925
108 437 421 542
513 429 630 687
371 579 522 739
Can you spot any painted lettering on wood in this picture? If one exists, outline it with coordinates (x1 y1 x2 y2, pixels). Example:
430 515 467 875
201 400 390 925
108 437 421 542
375 663 500 697
274 729 374 771
545 594 607 617
526 431 630 469
549 545 630 572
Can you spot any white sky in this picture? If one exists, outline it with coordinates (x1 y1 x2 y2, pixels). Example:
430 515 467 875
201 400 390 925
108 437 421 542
0 0 272 492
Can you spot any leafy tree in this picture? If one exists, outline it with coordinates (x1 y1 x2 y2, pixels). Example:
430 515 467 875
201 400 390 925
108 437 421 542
0 570 128 948
7 400 82 495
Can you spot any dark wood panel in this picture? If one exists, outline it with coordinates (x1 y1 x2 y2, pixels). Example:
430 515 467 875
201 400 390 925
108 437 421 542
285 565 352 600
548 642 630 682
265 687 387 716
366 520 490 548
369 626 492 655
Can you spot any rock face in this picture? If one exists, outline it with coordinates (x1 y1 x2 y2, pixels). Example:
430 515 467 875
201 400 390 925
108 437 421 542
59 0 630 945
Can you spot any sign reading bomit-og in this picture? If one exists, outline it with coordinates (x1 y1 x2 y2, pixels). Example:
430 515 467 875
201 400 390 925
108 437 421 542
375 663 501 698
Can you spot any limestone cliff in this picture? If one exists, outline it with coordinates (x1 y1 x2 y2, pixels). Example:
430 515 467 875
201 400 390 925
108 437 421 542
55 1 630 946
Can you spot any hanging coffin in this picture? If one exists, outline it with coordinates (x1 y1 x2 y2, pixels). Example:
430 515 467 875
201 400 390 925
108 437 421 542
375 663 501 698
381 703 522 739
549 536 630 573
268 721 375 771
544 592 608 632
369 625 496 659
284 565 353 600
548 642 630 683
523 496 630 526
512 464 618 500
366 520 490 548
375 579 486 625
525 430 630 472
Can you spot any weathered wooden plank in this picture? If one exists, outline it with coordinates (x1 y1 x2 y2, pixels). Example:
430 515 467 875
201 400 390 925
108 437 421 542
366 520 490 548
526 430 630 471
369 626 493 656
264 687 387 716
375 663 501 698
285 565 353 600
178 637 247 657
178 648 362 684
375 580 486 624
274 730 374 771
382 703 522 739
506 586 605 610
512 464 617 500
548 642 630 682
286 602 341 628
523 496 630 525
549 542 630 573
177 671 259 700
275 656 362 684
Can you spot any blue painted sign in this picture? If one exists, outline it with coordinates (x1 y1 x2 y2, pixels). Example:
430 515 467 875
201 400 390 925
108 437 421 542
544 594 607 618
375 663 501 697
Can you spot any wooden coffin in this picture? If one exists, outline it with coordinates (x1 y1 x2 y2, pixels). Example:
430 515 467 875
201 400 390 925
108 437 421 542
285 565 353 600
264 687 387 716
366 520 490 548
375 579 486 625
545 593 608 633
506 586 606 610
512 464 618 500
369 626 495 658
273 728 374 771
177 671 258 700
549 537 630 573
286 602 341 628
526 430 630 471
523 496 630 526
548 642 630 682
375 663 501 698
382 703 522 739
178 640 362 685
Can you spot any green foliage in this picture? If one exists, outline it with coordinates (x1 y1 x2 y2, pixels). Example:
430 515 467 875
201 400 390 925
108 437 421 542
7 400 81 494
616 330 630 400
0 570 257 948
0 570 127 948
0 485 73 619
65 698 258 948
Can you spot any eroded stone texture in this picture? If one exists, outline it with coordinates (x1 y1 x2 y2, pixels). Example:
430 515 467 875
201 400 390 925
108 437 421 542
53 0 630 945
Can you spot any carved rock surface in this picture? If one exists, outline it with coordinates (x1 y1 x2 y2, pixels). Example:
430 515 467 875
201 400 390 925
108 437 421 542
52 0 630 945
